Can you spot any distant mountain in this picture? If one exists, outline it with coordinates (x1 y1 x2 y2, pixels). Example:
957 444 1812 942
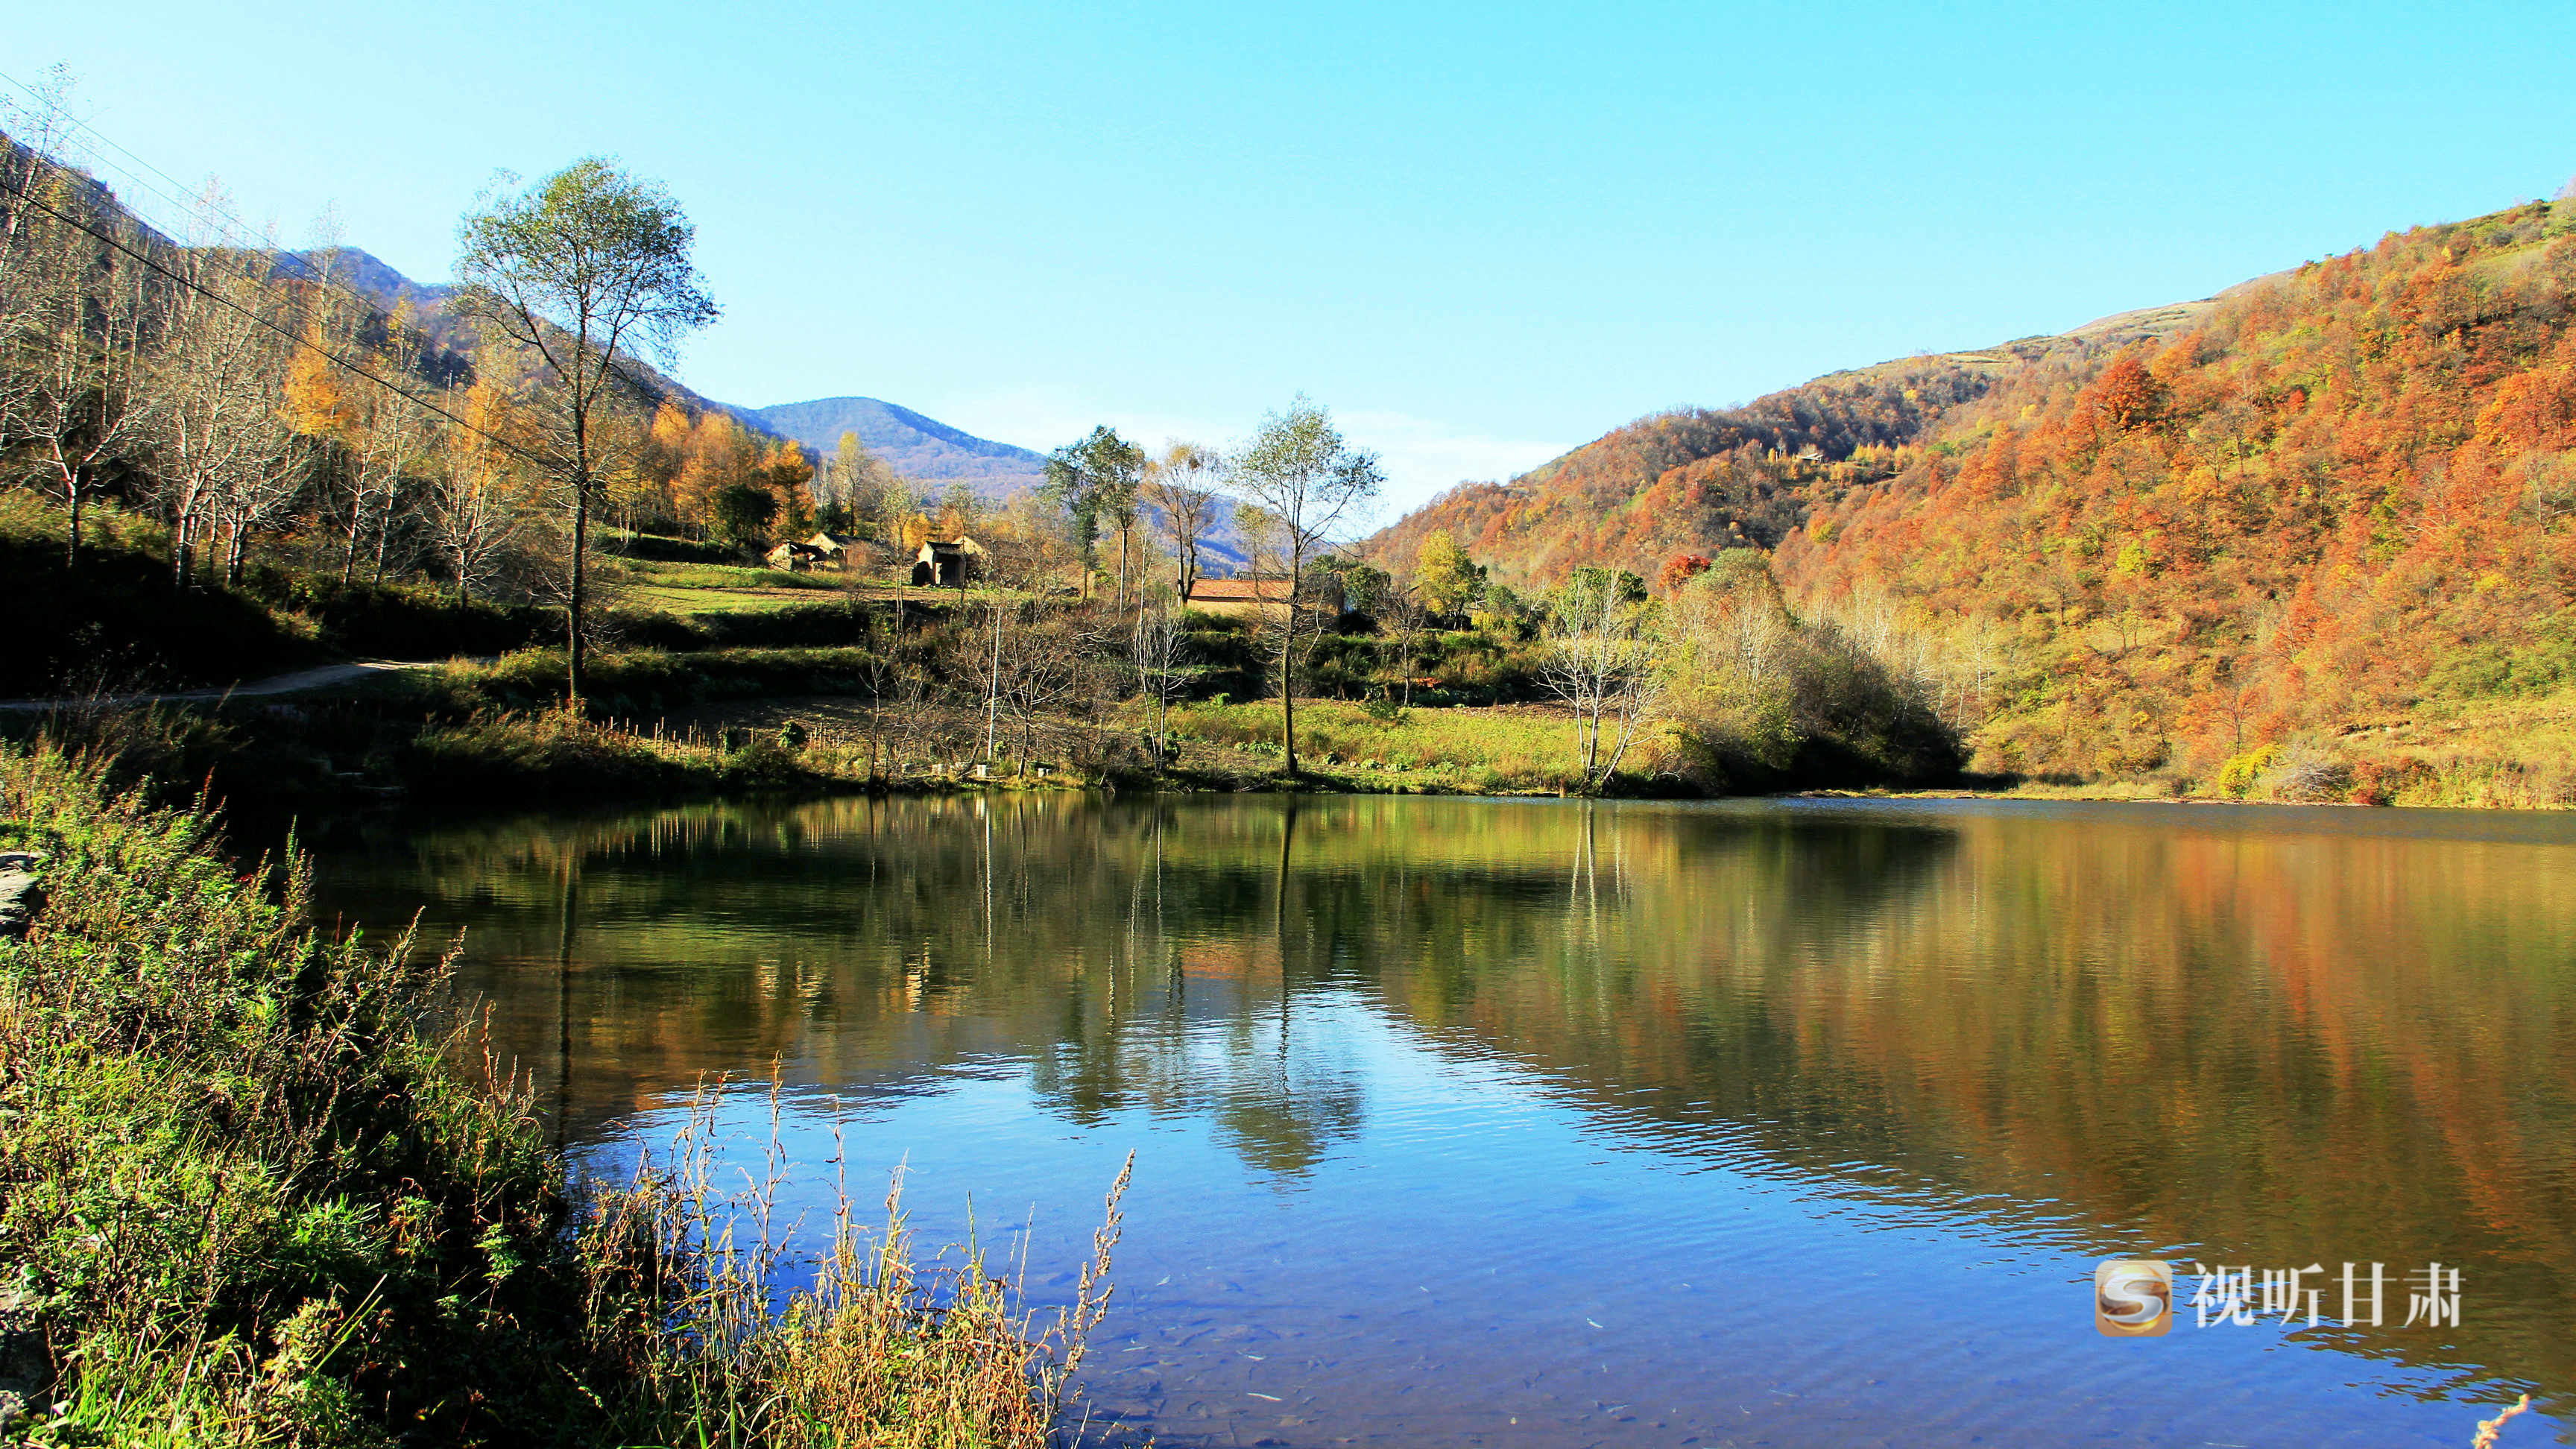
16 152 1171 547
744 397 1048 499
269 251 1055 499
280 247 452 311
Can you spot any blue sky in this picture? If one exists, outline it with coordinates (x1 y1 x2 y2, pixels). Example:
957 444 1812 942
11 1 2576 514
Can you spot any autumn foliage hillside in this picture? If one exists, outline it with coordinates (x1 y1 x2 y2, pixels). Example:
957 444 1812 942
1776 200 2576 798
1368 300 2230 587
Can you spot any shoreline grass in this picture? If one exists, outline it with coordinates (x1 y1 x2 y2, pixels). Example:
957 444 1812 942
0 740 1120 1447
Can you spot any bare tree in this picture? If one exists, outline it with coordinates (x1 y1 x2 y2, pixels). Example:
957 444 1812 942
1377 584 1428 707
970 531 1037 760
1224 397 1381 774
454 158 716 705
1541 578 1664 793
0 150 153 567
344 323 436 583
995 608 1108 766
1143 439 1223 602
290 241 435 585
208 403 303 586
0 64 83 292
149 224 291 588
1131 598 1191 765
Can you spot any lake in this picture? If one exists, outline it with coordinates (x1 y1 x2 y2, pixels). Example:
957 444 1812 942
310 793 2576 1447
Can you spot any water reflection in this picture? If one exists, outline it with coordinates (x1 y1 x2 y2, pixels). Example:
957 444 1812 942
312 794 2576 1445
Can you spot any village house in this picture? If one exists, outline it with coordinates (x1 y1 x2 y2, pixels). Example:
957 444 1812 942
764 540 830 572
912 536 988 587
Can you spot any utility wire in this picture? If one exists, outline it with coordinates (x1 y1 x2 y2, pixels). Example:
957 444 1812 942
0 164 552 467
0 66 449 360
0 68 698 419
0 80 712 472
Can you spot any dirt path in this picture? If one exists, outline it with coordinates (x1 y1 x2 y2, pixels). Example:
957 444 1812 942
0 659 447 712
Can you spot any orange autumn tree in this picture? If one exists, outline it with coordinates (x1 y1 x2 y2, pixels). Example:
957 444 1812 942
619 402 817 546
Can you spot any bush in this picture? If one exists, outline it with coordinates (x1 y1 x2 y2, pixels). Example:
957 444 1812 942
1 502 320 695
2264 754 2352 804
2217 745 2281 798
2349 756 2433 806
242 565 560 659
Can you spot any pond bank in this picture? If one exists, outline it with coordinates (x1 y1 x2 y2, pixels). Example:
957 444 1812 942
0 742 1110 1448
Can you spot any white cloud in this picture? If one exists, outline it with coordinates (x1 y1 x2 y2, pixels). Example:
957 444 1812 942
925 388 1573 525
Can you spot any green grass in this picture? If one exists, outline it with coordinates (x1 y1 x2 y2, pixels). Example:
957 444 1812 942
0 739 1114 1446
616 558 844 593
1165 698 1679 795
613 558 848 618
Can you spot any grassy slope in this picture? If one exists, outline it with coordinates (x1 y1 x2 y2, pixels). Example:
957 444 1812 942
1166 699 1679 795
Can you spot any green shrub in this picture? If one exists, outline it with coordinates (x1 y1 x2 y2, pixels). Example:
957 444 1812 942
2217 745 2281 798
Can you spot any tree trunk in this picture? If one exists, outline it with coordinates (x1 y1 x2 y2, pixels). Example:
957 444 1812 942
568 479 590 708
63 469 83 569
1278 599 1299 776
342 488 364 584
985 599 1003 760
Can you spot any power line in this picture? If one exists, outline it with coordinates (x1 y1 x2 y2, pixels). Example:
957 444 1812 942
0 164 549 467
0 66 438 356
0 81 713 470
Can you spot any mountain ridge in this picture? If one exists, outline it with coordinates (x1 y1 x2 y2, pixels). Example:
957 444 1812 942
282 250 1049 495
743 396 1048 498
1364 281 2274 587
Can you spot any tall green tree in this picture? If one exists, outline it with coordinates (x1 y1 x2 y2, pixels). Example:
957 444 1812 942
454 157 716 707
1225 397 1382 774
1042 424 1147 607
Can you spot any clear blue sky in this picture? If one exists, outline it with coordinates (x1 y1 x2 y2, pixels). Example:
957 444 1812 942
11 1 2576 514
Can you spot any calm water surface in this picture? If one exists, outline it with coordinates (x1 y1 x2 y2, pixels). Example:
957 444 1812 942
310 794 2576 1448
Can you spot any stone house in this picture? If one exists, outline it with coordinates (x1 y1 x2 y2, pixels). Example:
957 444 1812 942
912 536 988 587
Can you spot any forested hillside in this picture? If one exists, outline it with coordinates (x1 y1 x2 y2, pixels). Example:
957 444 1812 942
1780 200 2576 792
1368 294 2242 586
1373 198 2576 800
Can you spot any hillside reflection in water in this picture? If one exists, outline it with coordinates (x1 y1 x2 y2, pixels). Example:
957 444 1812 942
312 794 2576 1447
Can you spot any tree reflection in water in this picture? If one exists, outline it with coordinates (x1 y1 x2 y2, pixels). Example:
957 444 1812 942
312 793 2576 1436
